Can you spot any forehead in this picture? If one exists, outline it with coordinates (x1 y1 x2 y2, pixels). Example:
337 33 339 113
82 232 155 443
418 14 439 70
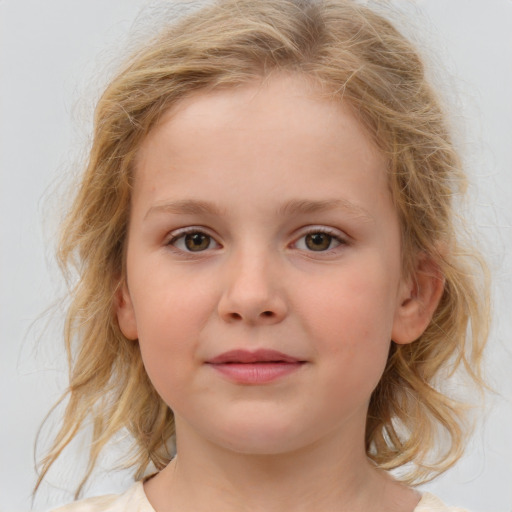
159 73 333 131
133 72 390 220
136 73 386 175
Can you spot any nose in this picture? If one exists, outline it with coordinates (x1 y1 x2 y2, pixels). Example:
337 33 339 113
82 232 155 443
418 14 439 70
217 249 288 325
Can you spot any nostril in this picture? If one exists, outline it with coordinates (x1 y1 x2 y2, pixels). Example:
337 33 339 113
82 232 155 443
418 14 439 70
229 312 243 320
261 311 274 317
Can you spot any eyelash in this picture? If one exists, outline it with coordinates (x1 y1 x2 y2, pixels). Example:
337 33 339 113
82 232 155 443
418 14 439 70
166 226 347 254
166 227 221 253
293 227 347 252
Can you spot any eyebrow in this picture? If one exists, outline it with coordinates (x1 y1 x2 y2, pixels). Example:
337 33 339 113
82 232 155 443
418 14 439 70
276 198 374 222
145 199 226 220
144 198 374 223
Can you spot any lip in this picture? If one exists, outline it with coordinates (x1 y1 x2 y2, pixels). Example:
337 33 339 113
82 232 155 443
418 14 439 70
205 349 306 384
207 349 302 364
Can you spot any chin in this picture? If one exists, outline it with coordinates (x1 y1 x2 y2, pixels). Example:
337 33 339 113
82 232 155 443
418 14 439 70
208 417 315 456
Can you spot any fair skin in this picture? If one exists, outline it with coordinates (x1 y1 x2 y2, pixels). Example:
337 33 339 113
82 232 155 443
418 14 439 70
117 73 443 512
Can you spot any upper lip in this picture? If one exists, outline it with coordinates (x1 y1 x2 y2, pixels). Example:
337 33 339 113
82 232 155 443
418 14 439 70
206 349 303 364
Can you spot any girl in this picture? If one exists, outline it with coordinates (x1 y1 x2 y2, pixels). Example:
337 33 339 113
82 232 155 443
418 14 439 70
36 0 490 510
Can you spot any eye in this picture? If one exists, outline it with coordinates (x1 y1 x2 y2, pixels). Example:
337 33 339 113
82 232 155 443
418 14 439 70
168 229 220 252
294 229 345 252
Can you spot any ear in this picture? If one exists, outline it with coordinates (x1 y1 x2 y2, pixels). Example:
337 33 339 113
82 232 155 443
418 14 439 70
392 253 445 345
114 279 138 340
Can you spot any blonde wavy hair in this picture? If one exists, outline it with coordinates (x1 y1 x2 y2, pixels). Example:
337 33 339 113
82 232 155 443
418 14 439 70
36 0 490 496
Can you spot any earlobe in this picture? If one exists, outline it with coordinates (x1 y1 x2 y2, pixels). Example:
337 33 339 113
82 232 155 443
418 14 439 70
392 254 445 345
115 280 138 340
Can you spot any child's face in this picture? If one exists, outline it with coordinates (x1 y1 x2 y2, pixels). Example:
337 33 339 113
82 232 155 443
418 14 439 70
117 74 416 455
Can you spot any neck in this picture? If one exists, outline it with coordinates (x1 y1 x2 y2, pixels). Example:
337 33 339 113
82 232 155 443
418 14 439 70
143 417 419 512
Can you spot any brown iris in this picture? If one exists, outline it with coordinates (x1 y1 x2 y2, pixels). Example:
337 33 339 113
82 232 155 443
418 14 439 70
185 232 211 251
305 233 332 251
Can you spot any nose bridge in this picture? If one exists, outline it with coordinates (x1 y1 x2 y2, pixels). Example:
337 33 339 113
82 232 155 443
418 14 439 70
218 241 287 324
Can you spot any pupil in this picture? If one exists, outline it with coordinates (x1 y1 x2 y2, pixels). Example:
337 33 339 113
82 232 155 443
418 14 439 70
306 233 331 251
185 233 210 251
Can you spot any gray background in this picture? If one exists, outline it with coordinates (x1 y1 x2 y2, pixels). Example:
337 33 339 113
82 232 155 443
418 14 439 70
1 1 511 511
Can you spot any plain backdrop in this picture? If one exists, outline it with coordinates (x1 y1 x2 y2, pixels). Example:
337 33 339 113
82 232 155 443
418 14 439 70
1 1 511 511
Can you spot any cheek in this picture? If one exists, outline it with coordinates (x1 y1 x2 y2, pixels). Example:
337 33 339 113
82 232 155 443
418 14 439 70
304 267 397 343
298 262 398 390
130 270 216 400
132 259 215 337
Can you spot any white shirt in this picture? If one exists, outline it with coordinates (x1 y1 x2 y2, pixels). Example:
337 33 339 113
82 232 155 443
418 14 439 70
50 481 470 512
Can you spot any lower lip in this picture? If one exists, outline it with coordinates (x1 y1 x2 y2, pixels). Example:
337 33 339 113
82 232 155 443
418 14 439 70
207 362 304 384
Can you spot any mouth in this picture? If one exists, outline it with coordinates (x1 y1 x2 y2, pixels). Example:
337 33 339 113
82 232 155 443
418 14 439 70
206 349 304 364
205 349 306 384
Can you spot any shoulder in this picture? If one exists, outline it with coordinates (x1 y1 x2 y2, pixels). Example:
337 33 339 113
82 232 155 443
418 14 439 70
50 481 155 512
415 492 470 512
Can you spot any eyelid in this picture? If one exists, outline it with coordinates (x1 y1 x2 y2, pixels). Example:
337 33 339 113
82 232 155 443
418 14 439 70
166 226 221 252
291 225 348 251
165 224 348 253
